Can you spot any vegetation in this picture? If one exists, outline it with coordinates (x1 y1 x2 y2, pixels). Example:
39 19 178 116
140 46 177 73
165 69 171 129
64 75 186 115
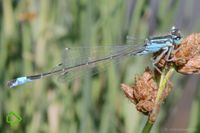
0 0 200 133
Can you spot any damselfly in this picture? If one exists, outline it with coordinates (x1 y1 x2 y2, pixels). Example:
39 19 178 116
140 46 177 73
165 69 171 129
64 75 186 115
7 26 182 88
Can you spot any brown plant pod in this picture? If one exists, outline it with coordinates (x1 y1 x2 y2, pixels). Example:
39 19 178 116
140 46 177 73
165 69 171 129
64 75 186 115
174 33 200 66
172 33 200 74
121 68 172 115
177 56 200 74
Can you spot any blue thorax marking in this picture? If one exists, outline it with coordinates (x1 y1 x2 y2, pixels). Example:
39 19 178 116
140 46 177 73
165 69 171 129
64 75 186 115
136 30 182 55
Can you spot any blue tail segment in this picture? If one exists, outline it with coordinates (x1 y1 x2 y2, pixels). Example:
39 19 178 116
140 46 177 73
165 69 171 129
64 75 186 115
7 77 32 88
7 67 63 88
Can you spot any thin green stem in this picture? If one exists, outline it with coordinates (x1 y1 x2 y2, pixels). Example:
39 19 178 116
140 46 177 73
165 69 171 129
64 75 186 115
156 67 174 104
142 120 153 133
142 67 175 133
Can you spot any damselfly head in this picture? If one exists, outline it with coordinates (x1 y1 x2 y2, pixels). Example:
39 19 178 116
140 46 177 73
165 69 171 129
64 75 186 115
170 26 182 45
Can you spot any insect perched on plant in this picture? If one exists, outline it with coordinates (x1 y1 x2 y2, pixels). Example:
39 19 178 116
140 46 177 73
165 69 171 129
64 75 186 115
7 26 182 88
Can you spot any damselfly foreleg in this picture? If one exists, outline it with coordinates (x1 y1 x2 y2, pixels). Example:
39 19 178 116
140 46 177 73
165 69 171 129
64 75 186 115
152 47 169 73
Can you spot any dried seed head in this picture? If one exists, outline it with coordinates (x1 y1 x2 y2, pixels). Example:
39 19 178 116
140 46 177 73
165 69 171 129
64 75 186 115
121 84 136 104
171 33 200 74
177 56 200 74
132 68 157 103
121 68 172 115
174 33 200 65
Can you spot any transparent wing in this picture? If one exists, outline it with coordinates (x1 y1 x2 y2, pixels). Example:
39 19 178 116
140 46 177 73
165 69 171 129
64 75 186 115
7 43 146 88
61 44 146 68
126 36 145 44
7 37 148 88
56 44 145 82
60 35 146 69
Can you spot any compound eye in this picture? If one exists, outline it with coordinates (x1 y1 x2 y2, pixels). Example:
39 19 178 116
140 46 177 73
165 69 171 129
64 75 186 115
176 37 180 40
176 36 182 41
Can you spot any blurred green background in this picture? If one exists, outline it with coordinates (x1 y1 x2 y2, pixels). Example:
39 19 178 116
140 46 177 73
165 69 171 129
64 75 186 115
1 0 200 133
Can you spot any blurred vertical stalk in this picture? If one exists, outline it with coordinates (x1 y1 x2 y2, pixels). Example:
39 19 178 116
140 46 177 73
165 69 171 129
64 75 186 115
1 0 16 75
79 0 93 132
29 0 51 132
99 0 121 132
129 0 146 35
2 0 16 39
35 0 49 67
1 0 16 131
22 22 32 74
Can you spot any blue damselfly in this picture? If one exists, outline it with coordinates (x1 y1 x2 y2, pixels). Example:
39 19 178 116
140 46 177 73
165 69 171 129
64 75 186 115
7 26 182 88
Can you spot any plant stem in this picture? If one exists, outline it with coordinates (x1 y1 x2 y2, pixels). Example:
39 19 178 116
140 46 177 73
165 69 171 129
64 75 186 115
142 120 153 133
142 67 175 133
151 67 174 122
